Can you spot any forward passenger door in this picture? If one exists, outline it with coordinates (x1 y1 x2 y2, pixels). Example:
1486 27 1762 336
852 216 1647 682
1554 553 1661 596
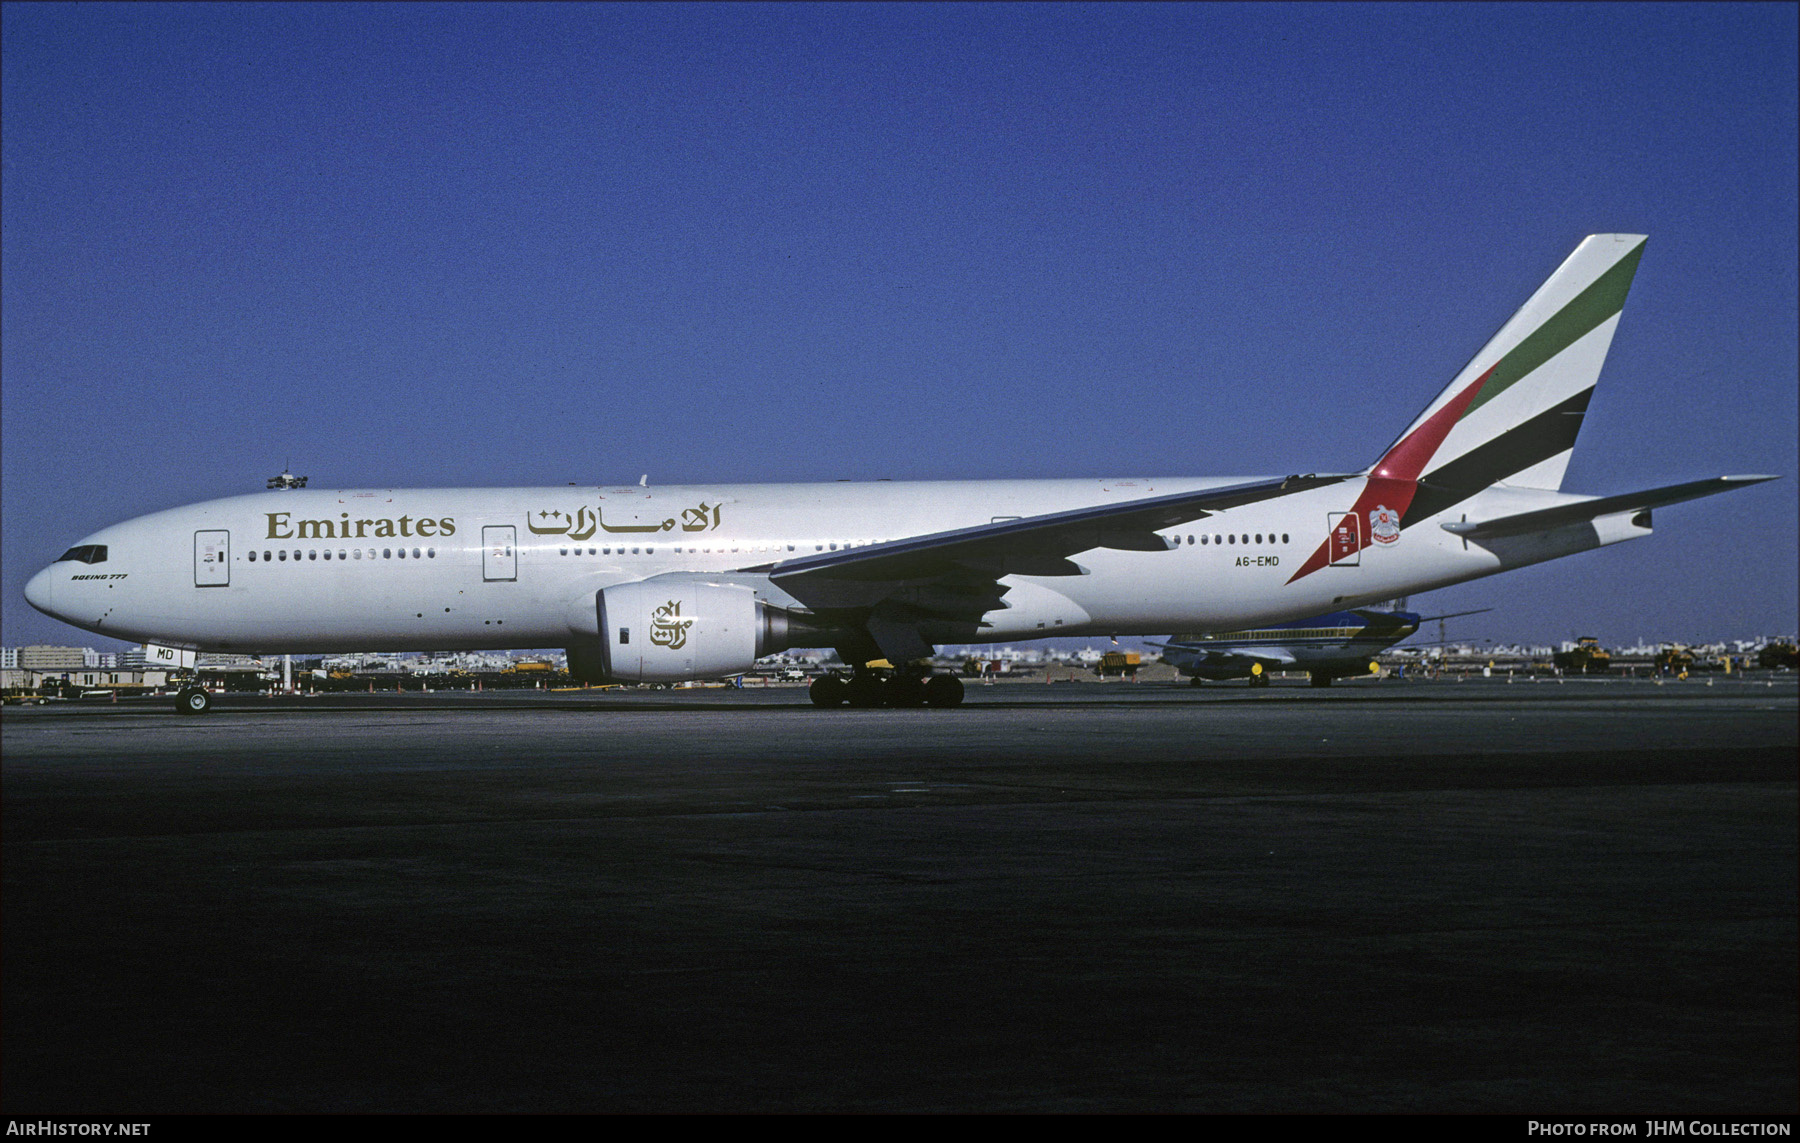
482 526 517 582
195 530 230 586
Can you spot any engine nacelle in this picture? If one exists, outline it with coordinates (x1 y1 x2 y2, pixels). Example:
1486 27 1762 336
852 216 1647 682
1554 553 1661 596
594 576 791 683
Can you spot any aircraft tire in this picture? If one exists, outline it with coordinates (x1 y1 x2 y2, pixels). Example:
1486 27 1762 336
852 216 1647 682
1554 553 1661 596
923 674 965 708
1188 676 1204 687
809 675 847 707
1249 673 1271 688
176 687 212 715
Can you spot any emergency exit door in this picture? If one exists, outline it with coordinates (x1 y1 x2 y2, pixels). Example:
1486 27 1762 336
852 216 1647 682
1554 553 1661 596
194 530 230 586
483 526 517 581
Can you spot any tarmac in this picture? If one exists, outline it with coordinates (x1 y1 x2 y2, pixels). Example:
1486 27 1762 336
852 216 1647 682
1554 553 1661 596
3 675 1795 1113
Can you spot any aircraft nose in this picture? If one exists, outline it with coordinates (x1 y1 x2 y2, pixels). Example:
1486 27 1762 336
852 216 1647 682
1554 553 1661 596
24 564 57 617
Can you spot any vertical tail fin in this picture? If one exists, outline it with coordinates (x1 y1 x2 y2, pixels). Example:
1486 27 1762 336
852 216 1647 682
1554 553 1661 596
1382 234 1647 500
1287 235 1646 584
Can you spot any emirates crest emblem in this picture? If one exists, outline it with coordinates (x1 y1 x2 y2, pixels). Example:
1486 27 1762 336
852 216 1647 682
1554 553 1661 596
1370 505 1401 545
649 600 693 650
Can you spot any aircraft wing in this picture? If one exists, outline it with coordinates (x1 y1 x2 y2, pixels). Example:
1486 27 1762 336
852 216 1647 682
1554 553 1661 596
750 473 1350 590
737 472 1350 661
1439 476 1775 541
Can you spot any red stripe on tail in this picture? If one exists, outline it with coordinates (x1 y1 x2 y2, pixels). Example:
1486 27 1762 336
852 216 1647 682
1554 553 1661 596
1285 364 1495 584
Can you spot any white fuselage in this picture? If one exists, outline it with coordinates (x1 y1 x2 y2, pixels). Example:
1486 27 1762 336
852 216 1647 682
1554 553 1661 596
25 475 1637 657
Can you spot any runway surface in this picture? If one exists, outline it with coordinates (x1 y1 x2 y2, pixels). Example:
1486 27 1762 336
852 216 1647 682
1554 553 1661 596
4 677 1795 1113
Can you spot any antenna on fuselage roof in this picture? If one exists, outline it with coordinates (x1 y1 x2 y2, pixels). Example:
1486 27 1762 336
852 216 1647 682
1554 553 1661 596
266 464 308 490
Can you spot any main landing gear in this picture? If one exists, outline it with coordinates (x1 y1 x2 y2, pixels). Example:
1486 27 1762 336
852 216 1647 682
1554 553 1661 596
810 668 964 708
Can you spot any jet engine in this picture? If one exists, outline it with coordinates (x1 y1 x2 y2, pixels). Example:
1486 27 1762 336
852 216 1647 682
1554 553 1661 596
589 576 796 684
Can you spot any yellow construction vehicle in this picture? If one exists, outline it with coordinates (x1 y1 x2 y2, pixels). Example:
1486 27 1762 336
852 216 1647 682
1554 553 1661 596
1553 636 1612 674
1097 651 1141 678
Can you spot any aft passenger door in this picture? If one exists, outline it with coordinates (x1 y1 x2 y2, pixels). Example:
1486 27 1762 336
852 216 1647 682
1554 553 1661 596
482 526 517 582
195 530 230 586
1326 512 1361 566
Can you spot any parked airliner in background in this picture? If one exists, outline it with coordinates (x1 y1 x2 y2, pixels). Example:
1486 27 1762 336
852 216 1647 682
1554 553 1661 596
1153 607 1489 688
25 235 1773 712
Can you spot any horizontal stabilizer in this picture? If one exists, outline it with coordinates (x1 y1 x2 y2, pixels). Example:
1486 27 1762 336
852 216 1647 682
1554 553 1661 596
1416 608 1493 623
1160 646 1298 667
1440 476 1775 541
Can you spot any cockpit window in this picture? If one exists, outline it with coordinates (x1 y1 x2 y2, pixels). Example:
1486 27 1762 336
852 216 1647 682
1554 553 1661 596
57 545 108 564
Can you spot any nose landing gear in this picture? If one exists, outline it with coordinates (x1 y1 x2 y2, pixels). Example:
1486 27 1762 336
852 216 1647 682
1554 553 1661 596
174 686 212 715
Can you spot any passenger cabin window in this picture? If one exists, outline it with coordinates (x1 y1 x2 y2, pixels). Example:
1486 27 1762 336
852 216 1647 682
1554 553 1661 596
57 545 108 564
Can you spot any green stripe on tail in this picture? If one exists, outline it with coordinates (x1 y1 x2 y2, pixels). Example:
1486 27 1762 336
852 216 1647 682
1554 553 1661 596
1461 239 1645 420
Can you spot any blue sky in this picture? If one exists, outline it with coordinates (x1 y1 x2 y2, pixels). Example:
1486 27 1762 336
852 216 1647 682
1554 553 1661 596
4 2 1795 651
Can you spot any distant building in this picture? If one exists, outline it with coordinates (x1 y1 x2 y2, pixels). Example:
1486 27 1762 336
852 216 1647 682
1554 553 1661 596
197 652 263 668
3 667 172 691
18 645 87 670
0 648 17 669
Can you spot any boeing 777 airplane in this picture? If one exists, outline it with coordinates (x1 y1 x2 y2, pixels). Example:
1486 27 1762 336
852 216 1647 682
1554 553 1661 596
24 235 1774 712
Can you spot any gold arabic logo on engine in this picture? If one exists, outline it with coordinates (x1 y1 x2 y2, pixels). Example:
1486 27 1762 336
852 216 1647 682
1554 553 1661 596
649 600 692 650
